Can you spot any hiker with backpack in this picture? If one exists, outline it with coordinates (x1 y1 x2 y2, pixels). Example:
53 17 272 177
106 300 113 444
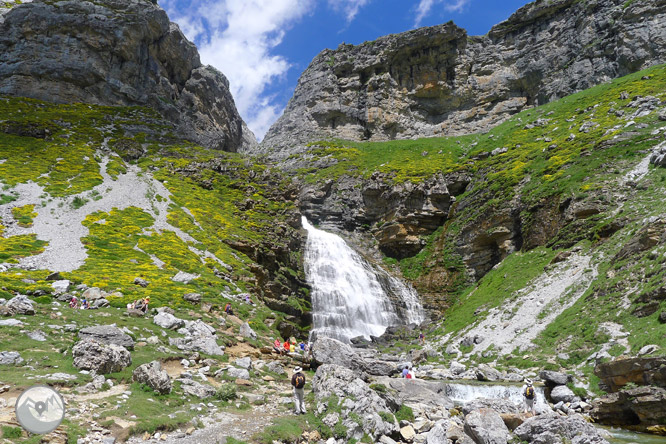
522 378 536 415
291 366 307 415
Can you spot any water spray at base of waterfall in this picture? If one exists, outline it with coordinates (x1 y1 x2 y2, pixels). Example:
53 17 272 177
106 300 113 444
302 217 425 343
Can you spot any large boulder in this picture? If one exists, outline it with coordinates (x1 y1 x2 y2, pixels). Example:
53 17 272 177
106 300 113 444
550 385 577 404
514 414 610 444
153 312 185 330
235 357 252 370
5 295 35 315
463 408 510 444
462 398 519 416
239 322 257 340
539 370 570 387
590 386 666 432
313 364 398 440
311 337 395 376
0 351 23 365
476 364 502 382
312 337 360 370
169 319 224 356
133 360 172 394
178 379 217 398
594 356 666 392
373 376 454 411
72 339 131 374
79 325 135 350
226 367 250 380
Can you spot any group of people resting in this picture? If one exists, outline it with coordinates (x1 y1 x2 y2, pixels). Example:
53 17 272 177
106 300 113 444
127 296 150 313
69 296 90 309
273 338 309 355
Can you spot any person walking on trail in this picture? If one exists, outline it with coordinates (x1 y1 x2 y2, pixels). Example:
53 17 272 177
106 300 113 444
418 331 425 345
291 366 307 415
522 378 536 415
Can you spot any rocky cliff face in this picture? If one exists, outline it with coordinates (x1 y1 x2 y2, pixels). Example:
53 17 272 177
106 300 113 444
260 0 666 156
0 0 256 152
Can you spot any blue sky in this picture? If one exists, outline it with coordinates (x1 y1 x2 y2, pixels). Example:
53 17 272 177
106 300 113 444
158 0 533 140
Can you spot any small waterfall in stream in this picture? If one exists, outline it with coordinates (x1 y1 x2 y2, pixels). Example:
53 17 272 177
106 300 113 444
302 217 425 343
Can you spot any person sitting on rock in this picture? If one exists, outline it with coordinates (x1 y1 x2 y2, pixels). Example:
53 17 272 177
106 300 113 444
140 296 150 313
224 303 234 316
402 367 409 378
283 339 290 353
81 298 89 309
69 296 79 309
273 338 283 354
522 378 536 415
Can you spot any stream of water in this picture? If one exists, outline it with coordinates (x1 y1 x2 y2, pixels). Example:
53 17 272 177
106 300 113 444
445 381 666 443
302 217 424 343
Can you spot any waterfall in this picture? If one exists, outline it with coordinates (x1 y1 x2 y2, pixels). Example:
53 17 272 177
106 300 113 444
302 217 425 343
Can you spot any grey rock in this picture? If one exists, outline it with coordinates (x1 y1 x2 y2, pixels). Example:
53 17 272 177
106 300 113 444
153 312 185 330
372 376 454 411
79 325 135 350
0 319 23 327
155 306 175 315
462 398 519 416
266 361 285 375
72 339 131 373
314 364 398 440
0 0 254 152
169 336 224 356
235 357 252 369
172 271 199 284
638 344 659 356
46 372 77 381
91 298 110 309
514 413 610 444
133 277 149 287
183 293 202 303
178 379 216 399
133 360 172 394
5 295 34 315
550 385 577 404
476 364 502 382
464 408 510 444
450 361 466 375
312 337 395 376
0 351 23 365
226 367 250 380
539 370 571 387
239 322 257 340
51 280 70 294
82 287 105 301
425 419 450 444
27 329 47 341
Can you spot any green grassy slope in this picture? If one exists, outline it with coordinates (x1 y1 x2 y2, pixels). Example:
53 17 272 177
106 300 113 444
0 96 306 317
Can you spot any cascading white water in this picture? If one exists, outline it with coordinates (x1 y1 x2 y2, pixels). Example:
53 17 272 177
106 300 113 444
444 382 549 413
302 217 424 343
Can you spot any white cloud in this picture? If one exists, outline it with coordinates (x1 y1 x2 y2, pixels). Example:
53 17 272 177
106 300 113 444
161 0 314 141
327 0 372 23
414 0 470 27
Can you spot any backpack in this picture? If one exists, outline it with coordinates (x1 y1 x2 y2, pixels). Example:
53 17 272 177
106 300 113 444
525 386 535 400
293 373 306 389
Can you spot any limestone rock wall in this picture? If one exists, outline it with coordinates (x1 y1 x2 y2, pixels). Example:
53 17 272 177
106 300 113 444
0 0 256 152
260 0 666 156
